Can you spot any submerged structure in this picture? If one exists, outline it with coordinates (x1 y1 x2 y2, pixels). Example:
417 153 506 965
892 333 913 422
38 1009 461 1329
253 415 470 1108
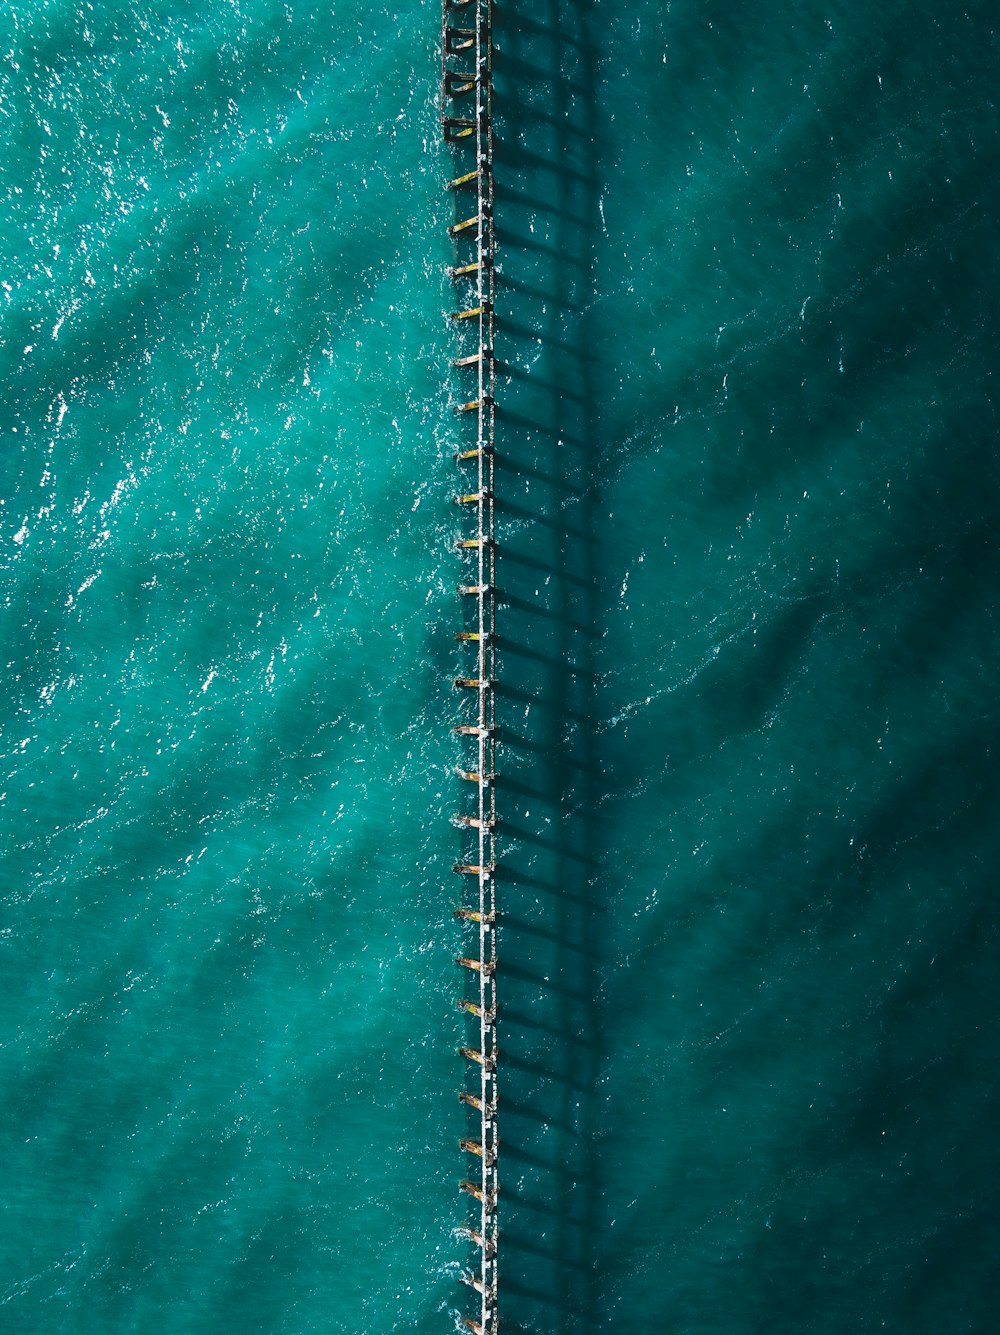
442 0 498 1331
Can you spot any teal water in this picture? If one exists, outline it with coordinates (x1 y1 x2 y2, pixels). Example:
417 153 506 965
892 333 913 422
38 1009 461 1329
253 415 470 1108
2 2 998 1332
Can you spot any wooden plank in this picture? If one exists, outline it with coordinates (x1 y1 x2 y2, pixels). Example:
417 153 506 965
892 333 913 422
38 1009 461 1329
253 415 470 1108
448 170 479 191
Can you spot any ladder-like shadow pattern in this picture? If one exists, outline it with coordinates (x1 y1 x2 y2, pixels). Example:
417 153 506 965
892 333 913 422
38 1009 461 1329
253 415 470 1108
490 2 603 1331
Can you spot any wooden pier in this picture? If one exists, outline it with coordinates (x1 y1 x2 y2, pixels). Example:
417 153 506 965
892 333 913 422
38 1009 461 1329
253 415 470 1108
442 1 498 1332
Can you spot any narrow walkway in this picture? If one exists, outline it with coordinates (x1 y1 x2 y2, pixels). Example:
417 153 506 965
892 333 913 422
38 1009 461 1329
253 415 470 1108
442 1 498 1332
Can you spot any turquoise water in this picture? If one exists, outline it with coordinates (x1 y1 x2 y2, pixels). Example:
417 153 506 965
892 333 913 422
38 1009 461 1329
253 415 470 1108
2 1 998 1331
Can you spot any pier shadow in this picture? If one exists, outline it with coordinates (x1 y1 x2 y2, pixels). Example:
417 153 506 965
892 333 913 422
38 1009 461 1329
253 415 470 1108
481 2 604 1331
472 5 1000 1332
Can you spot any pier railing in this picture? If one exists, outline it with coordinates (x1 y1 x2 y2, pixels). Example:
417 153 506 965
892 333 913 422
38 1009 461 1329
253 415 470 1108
442 0 498 1331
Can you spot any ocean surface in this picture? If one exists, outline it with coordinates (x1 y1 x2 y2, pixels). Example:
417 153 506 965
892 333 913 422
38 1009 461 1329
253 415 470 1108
2 2 999 1331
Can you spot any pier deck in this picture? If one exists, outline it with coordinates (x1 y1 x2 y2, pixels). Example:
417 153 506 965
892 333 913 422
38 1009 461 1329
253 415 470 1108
442 1 498 1332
